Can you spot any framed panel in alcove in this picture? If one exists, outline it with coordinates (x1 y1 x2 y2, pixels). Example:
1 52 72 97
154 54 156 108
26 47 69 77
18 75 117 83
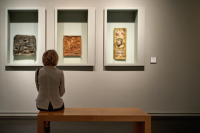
55 7 95 66
5 7 45 66
104 7 145 66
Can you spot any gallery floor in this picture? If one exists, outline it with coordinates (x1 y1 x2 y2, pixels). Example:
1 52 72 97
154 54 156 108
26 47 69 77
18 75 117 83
0 116 200 133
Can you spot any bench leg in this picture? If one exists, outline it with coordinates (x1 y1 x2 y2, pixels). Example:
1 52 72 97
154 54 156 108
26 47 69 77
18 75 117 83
145 119 151 133
133 121 151 133
37 117 44 133
133 122 145 133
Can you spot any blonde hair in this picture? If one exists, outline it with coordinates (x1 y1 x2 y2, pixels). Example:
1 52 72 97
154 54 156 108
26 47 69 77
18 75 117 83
42 50 59 66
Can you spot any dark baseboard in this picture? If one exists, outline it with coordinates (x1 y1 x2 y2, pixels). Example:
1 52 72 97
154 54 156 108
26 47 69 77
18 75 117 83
1 115 200 133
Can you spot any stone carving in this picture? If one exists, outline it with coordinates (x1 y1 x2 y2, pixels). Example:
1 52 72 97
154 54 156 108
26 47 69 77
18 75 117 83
13 35 36 56
114 28 126 59
63 36 81 56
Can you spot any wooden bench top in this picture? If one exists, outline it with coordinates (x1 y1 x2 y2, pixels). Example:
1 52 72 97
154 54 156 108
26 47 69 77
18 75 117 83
38 108 150 122
38 108 148 116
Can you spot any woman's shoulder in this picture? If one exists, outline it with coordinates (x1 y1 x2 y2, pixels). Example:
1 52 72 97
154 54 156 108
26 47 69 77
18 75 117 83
55 68 64 79
55 67 64 74
35 66 63 75
35 67 43 75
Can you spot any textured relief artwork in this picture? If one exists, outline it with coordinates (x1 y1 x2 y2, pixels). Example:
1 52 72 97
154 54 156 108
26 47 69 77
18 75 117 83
63 36 81 56
13 35 36 56
114 28 126 59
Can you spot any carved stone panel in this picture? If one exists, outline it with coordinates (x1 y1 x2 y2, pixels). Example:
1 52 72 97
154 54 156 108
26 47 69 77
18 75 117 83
13 35 36 56
114 28 126 60
63 36 81 56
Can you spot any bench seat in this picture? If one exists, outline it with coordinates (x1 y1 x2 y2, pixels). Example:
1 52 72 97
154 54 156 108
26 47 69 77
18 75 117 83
37 108 151 133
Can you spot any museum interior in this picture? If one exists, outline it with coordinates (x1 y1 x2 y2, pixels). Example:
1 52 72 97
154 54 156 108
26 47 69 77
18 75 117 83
0 0 200 133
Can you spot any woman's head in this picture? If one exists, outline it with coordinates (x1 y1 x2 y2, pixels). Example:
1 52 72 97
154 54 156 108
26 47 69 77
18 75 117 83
42 50 59 66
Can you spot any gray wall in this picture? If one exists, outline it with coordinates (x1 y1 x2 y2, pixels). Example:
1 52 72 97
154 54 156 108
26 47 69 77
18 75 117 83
0 0 200 114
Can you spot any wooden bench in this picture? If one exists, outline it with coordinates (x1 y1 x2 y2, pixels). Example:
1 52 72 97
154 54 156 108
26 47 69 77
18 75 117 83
37 108 151 133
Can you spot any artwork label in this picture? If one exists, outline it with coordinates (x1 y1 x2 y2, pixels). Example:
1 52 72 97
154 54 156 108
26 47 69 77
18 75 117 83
114 28 126 59
13 35 36 56
63 36 81 56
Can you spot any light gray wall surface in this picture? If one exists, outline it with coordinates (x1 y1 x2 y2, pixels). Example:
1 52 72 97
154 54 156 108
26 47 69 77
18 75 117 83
0 0 200 114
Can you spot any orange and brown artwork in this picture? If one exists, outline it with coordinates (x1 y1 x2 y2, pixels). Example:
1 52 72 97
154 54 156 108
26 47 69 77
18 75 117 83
63 36 81 56
114 28 126 60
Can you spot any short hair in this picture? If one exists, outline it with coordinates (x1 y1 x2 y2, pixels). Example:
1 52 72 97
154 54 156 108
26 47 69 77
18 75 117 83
42 50 59 66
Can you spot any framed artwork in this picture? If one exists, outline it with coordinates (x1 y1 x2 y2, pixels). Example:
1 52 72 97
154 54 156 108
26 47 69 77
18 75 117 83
63 36 81 56
114 28 126 60
13 35 36 56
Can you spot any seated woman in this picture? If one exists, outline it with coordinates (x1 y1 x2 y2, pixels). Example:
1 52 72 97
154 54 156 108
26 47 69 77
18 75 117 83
35 50 65 128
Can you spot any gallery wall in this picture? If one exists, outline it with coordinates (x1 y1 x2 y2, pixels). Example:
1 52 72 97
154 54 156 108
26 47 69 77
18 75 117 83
0 0 200 114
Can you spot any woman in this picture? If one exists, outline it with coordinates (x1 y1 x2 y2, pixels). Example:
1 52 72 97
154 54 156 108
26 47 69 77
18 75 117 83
35 50 65 128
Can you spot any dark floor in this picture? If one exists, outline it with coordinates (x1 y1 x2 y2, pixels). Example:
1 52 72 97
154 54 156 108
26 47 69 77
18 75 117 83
0 116 200 133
